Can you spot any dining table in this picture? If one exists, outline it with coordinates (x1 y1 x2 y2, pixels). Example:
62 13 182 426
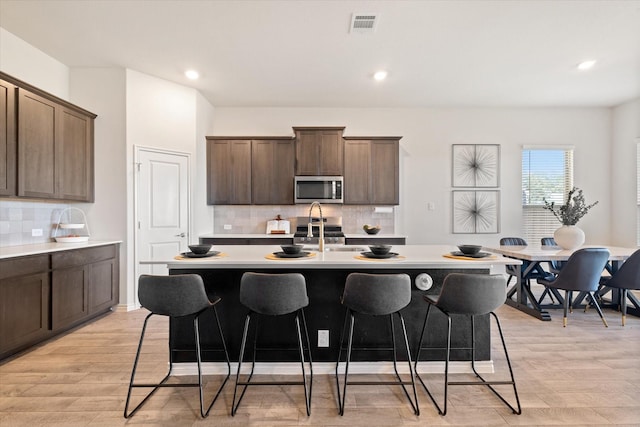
485 244 638 321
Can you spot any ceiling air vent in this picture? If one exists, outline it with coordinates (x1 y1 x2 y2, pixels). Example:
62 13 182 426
350 13 378 34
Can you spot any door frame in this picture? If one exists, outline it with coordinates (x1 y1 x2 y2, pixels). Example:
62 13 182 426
133 145 191 308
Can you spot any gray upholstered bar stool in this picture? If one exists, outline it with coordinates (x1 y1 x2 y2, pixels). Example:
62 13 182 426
335 272 419 416
415 273 521 416
232 272 313 416
124 274 230 418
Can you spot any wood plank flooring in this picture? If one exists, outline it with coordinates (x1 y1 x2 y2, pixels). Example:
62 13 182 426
1 296 639 426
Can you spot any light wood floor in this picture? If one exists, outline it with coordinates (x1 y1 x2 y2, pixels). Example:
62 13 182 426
1 296 639 426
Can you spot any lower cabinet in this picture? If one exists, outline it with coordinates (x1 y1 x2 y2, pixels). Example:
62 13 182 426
52 245 119 331
0 244 119 360
345 237 406 246
200 237 294 245
0 255 50 358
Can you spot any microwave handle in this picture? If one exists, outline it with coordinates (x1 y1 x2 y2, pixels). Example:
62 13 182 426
332 181 336 199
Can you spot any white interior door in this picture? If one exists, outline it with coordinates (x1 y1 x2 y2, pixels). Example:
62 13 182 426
136 147 190 284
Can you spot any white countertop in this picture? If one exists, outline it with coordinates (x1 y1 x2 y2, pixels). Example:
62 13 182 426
199 234 294 238
146 244 520 271
0 240 122 259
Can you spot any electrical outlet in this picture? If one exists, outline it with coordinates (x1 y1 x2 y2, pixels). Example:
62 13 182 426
223 224 232 230
318 330 329 348
31 228 43 237
427 202 435 211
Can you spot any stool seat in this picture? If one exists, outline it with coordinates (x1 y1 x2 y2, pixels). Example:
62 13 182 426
124 274 230 418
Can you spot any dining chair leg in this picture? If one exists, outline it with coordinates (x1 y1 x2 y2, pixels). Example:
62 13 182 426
563 290 570 327
621 289 628 326
587 292 608 328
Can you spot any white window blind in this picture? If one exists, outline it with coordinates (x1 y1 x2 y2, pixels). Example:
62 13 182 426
637 142 639 245
521 148 574 244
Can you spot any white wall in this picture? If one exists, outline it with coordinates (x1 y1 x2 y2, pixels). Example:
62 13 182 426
69 67 128 305
194 91 215 239
213 107 613 246
0 27 69 99
611 99 640 247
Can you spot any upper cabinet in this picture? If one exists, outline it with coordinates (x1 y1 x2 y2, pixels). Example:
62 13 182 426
0 79 16 196
206 137 295 205
1 72 96 202
293 127 344 176
206 138 252 205
252 138 295 205
344 137 400 205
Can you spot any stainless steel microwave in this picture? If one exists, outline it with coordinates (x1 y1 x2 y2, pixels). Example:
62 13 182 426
294 176 343 204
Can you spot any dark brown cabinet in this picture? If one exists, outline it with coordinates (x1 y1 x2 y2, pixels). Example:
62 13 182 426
0 79 16 196
345 237 406 246
344 137 400 205
0 255 50 359
207 137 295 205
207 138 252 204
252 138 295 205
200 237 293 245
293 127 344 176
0 72 95 202
51 245 119 331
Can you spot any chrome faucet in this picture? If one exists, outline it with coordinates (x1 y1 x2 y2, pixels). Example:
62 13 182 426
307 201 325 252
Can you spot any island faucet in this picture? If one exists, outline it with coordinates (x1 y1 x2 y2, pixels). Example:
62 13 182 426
307 201 325 252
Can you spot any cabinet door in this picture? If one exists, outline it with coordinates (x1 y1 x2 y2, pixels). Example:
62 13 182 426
294 130 319 175
318 129 344 176
52 266 88 331
17 88 57 198
0 79 16 196
207 140 251 204
59 107 94 202
88 258 117 314
371 140 399 205
0 272 50 357
252 139 294 204
344 140 371 204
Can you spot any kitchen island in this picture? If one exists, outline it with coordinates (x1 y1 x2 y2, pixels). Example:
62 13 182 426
158 245 520 369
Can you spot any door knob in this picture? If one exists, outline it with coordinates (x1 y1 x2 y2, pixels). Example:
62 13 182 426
175 232 186 237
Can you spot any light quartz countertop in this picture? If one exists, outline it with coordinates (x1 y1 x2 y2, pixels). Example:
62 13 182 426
0 240 122 260
146 244 519 272
198 233 406 239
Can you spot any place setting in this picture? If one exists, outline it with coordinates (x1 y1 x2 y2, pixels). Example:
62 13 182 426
444 244 496 260
265 244 317 260
355 245 405 261
175 244 226 260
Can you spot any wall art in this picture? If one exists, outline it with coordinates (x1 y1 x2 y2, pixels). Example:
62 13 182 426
452 190 500 234
452 144 500 187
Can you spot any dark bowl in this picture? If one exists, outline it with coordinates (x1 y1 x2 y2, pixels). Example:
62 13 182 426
369 244 392 255
364 226 381 235
189 244 212 255
457 244 482 255
281 244 303 254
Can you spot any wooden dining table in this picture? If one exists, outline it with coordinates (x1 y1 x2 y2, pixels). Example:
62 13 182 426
485 244 638 321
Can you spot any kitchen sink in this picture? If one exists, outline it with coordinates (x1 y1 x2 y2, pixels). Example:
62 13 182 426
303 246 366 252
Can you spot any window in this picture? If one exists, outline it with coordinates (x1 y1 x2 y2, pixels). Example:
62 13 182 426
521 147 574 243
637 142 639 245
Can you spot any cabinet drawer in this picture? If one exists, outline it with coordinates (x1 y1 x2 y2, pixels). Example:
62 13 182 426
52 245 116 269
0 254 49 280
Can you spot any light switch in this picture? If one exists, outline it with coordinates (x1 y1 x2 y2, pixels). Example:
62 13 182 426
427 202 435 211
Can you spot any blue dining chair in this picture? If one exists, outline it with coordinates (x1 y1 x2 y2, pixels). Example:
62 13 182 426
500 237 553 287
537 248 610 327
599 249 640 326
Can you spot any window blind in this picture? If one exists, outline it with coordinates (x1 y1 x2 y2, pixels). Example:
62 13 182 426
637 142 639 245
521 148 574 243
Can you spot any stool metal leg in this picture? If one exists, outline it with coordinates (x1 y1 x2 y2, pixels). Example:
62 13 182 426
232 312 253 416
295 310 311 415
395 312 420 415
336 309 355 416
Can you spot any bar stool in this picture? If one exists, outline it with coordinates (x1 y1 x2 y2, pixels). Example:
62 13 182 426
232 272 313 416
415 273 521 416
124 274 230 418
335 272 419 416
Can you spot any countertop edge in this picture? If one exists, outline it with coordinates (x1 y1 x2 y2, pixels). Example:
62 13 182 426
0 240 123 259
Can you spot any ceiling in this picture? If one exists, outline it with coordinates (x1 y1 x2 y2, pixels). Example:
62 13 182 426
1 0 639 108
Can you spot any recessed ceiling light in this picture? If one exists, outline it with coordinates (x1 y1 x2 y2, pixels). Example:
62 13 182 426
577 60 596 71
373 70 388 81
185 70 199 80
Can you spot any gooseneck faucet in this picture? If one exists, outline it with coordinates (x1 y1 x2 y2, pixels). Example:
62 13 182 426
307 201 325 252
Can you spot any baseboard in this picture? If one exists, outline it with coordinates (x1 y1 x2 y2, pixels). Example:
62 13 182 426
171 360 494 376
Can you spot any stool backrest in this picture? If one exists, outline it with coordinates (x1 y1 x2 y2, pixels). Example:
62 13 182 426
436 273 506 315
240 272 308 315
607 249 640 290
138 274 211 317
550 248 610 292
342 273 411 316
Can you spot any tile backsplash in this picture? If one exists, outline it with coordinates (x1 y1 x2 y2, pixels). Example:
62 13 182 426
213 205 395 235
0 200 70 247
